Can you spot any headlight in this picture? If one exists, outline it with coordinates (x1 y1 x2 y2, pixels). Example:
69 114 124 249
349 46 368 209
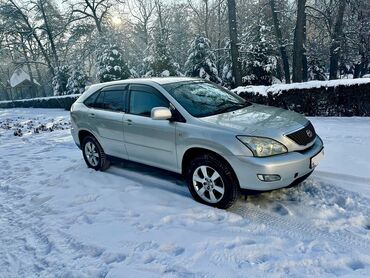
237 136 287 157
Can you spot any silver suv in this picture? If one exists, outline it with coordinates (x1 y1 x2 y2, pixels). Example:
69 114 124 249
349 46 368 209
70 77 324 209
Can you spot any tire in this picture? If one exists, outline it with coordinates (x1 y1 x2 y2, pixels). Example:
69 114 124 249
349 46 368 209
185 153 239 209
81 135 110 171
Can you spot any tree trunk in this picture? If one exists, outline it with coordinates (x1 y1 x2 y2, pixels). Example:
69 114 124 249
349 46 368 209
216 0 222 73
204 0 209 38
34 63 47 97
329 0 346 80
269 0 290 83
39 0 59 68
227 0 242 87
292 0 306 83
302 9 308 82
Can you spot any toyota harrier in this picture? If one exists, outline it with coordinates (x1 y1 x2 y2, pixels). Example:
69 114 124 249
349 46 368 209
70 77 324 208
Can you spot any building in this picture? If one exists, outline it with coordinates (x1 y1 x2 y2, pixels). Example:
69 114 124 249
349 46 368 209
7 68 41 100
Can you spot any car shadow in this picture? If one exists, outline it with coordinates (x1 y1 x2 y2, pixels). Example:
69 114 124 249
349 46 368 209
105 158 190 198
103 157 313 209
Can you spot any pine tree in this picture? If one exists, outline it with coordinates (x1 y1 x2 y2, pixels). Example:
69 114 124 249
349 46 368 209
242 26 277 85
144 36 178 77
308 58 327 80
52 66 70 96
221 40 234 88
96 45 130 82
185 35 221 83
66 68 88 94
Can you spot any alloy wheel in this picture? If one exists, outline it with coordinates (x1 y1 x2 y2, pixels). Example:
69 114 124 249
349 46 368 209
192 165 225 203
84 141 100 167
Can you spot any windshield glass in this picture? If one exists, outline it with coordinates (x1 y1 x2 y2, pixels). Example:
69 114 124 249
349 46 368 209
162 81 250 117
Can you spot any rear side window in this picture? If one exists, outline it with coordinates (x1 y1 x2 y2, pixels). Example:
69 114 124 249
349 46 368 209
84 86 127 112
84 92 99 107
130 89 169 117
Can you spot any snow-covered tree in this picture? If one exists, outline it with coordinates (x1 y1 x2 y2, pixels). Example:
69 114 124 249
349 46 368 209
52 66 70 96
241 26 277 86
308 58 327 81
220 40 234 88
144 36 178 77
96 45 130 82
185 35 221 83
66 68 88 94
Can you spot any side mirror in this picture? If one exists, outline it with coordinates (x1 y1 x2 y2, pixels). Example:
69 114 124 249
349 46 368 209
151 107 172 120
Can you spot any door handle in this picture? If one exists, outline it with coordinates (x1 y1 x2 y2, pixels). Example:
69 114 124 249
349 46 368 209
126 119 133 125
88 113 95 118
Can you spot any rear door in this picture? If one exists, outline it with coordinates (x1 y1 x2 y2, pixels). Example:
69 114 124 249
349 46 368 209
123 84 177 171
85 85 128 159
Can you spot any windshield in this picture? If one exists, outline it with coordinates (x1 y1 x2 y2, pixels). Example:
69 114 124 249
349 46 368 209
162 81 251 117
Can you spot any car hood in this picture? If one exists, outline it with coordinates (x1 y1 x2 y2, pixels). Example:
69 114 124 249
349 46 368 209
199 104 308 136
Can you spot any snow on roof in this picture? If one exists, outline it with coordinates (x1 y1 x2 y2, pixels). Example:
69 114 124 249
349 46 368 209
9 68 40 88
232 78 370 96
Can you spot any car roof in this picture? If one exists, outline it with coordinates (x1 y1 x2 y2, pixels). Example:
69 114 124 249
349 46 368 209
88 77 201 90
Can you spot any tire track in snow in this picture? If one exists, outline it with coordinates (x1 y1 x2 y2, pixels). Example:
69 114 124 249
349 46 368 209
230 180 370 254
0 186 57 276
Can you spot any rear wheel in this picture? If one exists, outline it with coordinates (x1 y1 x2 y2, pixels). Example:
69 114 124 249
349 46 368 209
186 154 239 209
82 135 110 171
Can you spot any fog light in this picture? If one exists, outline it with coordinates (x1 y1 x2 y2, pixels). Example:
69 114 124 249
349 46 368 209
257 174 281 182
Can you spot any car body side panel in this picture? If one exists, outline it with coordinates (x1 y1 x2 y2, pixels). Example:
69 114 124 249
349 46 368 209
71 103 128 159
123 114 178 172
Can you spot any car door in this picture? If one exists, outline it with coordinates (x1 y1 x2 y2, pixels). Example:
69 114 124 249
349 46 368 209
85 85 129 159
123 84 177 171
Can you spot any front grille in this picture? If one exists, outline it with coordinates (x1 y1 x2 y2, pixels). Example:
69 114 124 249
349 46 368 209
286 122 316 146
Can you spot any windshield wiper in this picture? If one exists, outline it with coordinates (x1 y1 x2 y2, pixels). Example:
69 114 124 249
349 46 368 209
214 102 251 115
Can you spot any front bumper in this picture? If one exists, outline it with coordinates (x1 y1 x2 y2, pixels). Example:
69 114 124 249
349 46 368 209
227 137 324 191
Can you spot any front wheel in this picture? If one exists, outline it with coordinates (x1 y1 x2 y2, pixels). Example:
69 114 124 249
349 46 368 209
82 136 110 171
185 154 239 209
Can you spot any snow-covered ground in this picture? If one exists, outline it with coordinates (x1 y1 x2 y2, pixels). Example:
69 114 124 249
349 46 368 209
0 109 369 278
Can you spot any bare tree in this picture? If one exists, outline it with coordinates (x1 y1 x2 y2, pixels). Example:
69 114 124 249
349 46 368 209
188 0 210 37
129 0 154 46
71 0 123 33
5 0 55 75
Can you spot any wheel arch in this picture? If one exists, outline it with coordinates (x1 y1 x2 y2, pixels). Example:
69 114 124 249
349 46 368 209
78 129 103 150
181 147 240 188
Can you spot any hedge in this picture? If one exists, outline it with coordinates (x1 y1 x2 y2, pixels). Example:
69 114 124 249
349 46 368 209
0 94 80 110
232 78 370 116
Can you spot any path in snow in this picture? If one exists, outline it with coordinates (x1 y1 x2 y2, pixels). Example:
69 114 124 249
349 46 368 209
0 109 369 277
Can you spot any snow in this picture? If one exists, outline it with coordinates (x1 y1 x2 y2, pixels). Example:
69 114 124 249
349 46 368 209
233 78 370 96
1 108 370 277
